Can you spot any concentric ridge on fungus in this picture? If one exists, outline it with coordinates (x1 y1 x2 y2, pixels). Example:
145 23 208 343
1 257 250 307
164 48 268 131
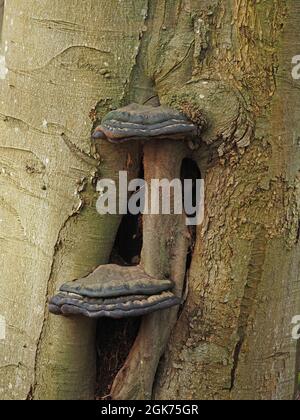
49 291 181 319
93 103 199 142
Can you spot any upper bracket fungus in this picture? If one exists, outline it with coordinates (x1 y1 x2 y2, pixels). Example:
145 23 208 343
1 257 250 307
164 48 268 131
93 103 200 143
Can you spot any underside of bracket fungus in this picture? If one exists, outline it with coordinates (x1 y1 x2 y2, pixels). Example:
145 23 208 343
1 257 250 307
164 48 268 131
49 103 199 319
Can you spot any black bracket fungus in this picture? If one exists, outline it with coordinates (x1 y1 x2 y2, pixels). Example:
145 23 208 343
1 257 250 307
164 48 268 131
49 265 180 318
49 291 179 319
49 104 202 319
93 103 200 143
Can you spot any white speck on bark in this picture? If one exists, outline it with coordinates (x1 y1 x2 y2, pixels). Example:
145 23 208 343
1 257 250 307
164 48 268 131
0 56 8 80
141 8 148 19
0 315 6 340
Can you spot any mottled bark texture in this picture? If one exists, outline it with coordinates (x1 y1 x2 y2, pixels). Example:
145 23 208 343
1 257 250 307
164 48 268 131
0 0 299 401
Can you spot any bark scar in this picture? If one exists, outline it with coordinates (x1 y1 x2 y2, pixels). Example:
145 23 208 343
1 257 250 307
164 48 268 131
230 229 267 391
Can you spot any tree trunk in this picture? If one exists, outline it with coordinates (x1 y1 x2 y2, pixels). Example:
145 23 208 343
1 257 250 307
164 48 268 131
0 0 145 400
153 0 300 401
0 0 299 401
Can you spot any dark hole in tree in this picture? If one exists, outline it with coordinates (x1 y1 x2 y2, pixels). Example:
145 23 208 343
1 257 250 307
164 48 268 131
111 213 143 266
295 337 300 399
95 316 140 400
95 170 144 399
180 158 201 270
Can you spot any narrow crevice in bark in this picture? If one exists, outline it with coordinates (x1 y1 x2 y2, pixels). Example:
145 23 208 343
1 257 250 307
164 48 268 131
177 157 200 318
0 0 4 45
121 0 153 106
26 386 33 401
230 339 244 392
294 338 300 400
180 158 201 271
230 229 267 392
296 220 300 244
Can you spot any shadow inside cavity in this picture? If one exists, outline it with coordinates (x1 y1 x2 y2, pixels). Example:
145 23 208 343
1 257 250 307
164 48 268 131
180 157 201 271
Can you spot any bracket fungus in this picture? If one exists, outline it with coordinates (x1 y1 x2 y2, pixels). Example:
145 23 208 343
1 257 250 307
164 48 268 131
49 265 180 318
93 103 200 143
49 104 202 319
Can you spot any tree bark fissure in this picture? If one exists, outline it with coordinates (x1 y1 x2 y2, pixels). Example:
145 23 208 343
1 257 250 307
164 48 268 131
230 229 267 392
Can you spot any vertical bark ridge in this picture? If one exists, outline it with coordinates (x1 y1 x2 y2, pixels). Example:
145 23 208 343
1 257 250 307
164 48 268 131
230 228 267 391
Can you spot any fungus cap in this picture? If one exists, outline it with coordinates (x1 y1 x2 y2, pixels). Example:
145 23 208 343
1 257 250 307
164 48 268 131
93 103 199 143
60 265 174 299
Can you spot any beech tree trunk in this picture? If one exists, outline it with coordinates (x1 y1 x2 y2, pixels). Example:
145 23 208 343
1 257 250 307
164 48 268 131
0 0 299 401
